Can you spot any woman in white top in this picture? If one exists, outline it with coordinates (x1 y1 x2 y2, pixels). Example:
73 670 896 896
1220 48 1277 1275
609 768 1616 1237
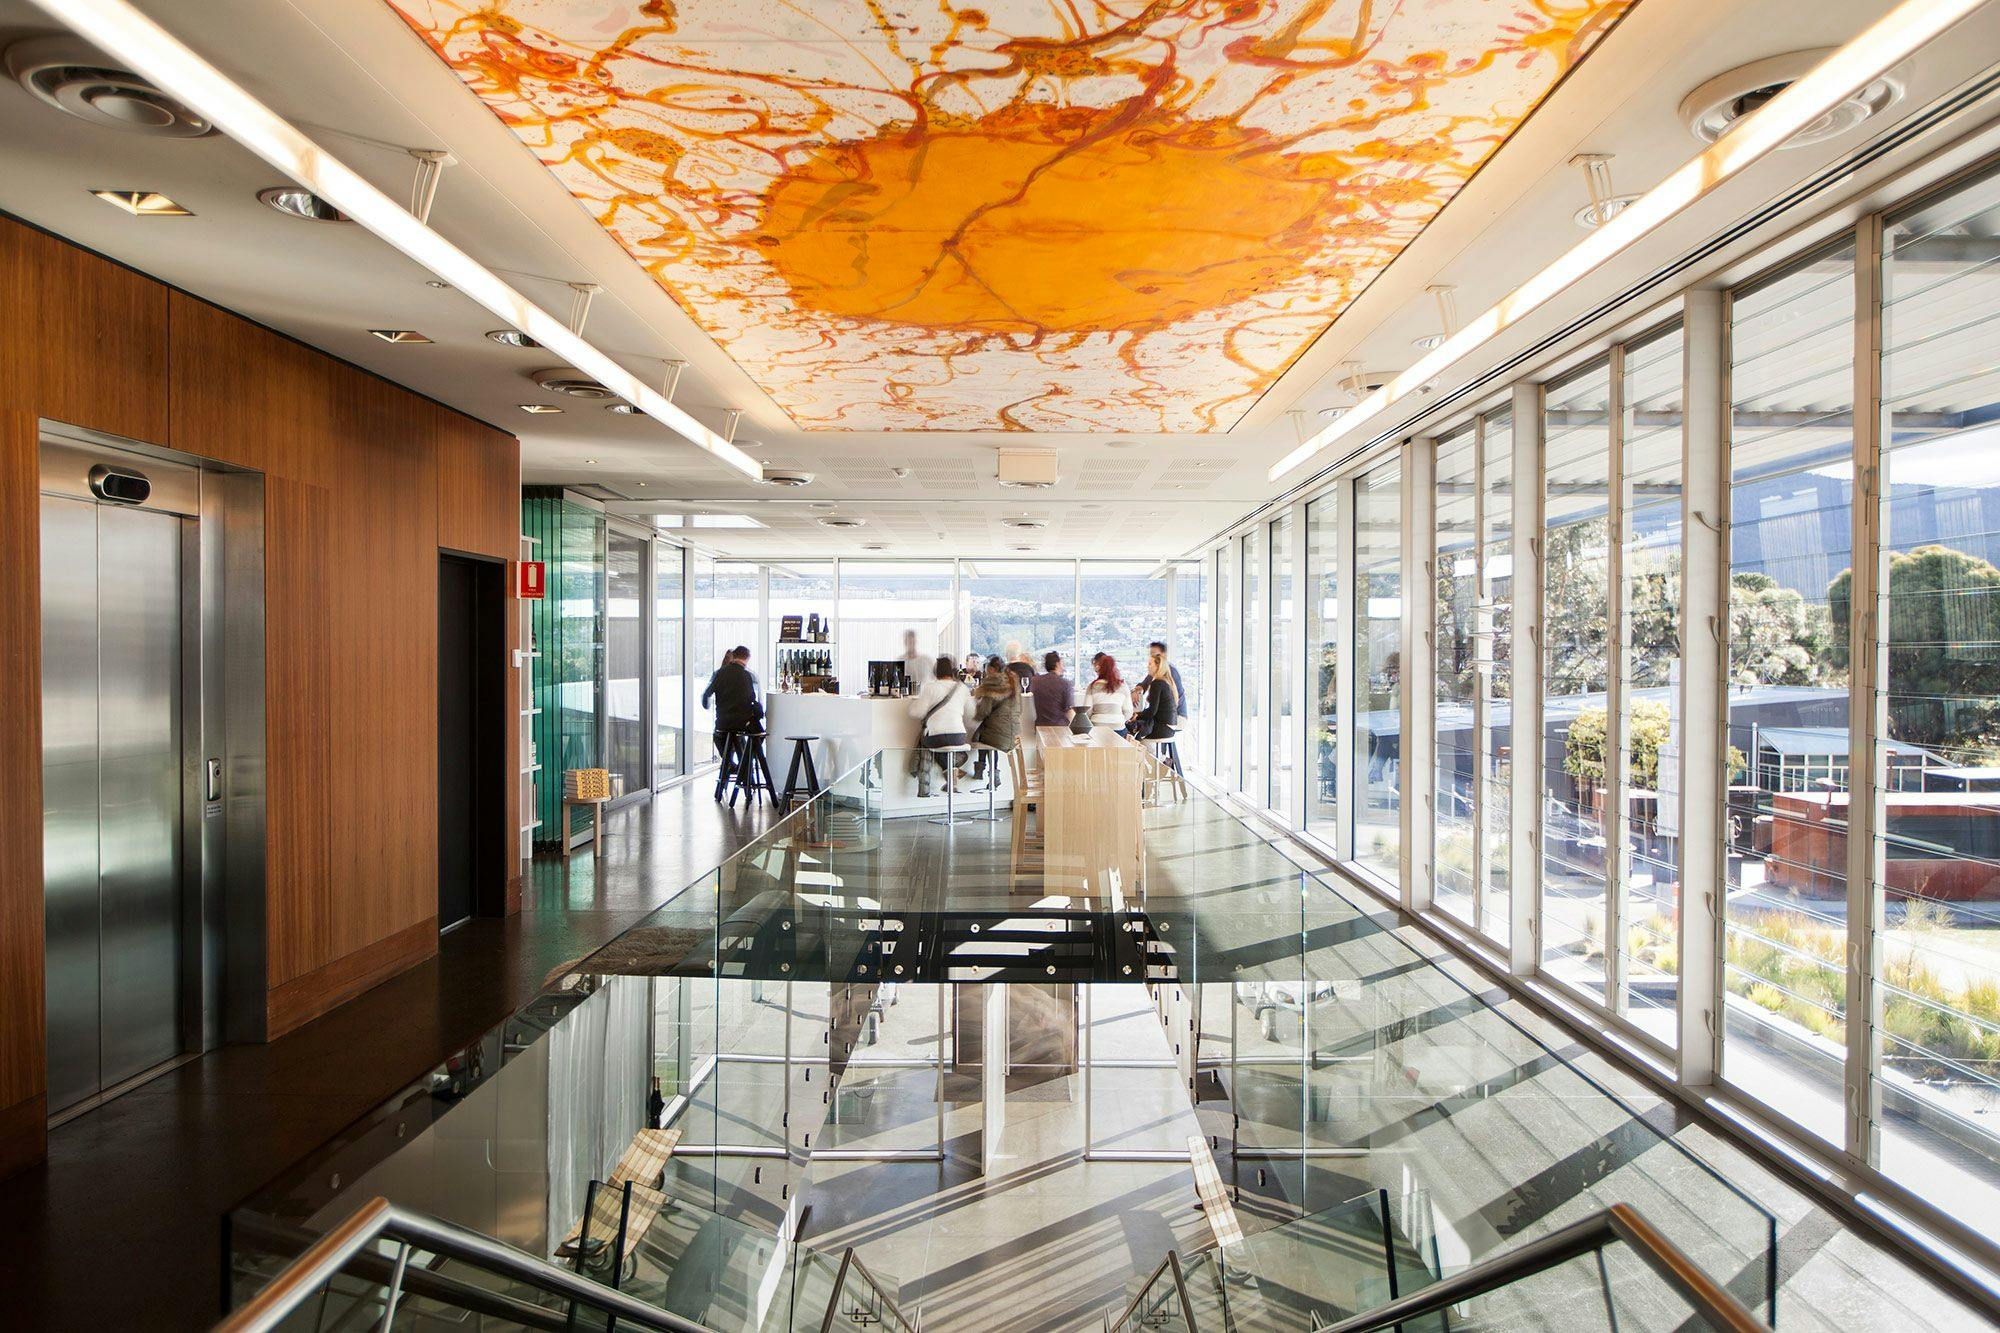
1085 654 1134 730
908 655 974 793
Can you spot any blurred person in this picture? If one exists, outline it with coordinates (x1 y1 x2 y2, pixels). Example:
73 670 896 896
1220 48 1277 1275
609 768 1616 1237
1028 650 1075 728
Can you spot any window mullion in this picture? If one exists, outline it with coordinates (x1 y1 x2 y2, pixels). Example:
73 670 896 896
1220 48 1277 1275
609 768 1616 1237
1509 383 1546 974
1334 476 1356 863
1471 418 1488 930
1677 289 1729 1086
1845 212 1888 1166
1403 438 1436 912
1606 344 1630 1015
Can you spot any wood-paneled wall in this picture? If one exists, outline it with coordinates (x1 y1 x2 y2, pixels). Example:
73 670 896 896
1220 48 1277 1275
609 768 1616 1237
0 214 520 1175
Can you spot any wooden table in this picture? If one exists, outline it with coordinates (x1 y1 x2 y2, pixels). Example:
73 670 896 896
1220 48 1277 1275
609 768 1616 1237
1034 725 1148 898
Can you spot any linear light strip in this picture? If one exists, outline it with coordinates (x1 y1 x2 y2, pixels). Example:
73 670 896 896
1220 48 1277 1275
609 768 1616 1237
1268 0 1989 483
28 0 763 481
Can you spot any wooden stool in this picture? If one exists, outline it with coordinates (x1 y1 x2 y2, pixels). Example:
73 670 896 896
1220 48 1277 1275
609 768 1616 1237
560 767 613 858
722 731 776 807
1146 737 1190 803
780 735 823 810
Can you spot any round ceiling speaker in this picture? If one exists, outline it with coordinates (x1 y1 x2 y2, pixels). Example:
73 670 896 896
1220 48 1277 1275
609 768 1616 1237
8 36 214 137
531 369 617 400
1680 51 1906 149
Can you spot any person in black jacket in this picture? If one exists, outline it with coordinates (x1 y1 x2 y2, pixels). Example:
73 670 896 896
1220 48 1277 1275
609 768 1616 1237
702 645 763 759
1147 641 1190 723
1129 655 1180 742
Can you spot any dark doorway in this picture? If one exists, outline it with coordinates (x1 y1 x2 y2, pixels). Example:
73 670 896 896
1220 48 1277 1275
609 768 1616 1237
438 553 505 931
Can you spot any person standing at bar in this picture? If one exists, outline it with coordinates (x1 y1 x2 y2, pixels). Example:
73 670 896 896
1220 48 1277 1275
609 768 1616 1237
1028 650 1074 728
1004 640 1034 689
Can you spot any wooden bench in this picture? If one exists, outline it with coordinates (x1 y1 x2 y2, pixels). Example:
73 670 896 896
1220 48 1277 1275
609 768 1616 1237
1187 1134 1244 1248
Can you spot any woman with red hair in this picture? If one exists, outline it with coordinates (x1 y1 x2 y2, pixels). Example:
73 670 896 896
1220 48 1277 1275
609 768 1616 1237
1084 653 1134 732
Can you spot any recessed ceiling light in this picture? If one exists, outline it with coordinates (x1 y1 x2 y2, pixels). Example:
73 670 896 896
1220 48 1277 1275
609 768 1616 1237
861 543 887 551
486 329 540 349
1411 333 1447 351
606 402 643 415
368 329 431 344
759 468 815 487
818 516 865 529
1574 196 1641 229
810 501 836 510
425 279 451 290
90 189 190 217
257 186 350 222
519 403 563 414
1002 518 1047 531
532 368 616 400
583 458 597 464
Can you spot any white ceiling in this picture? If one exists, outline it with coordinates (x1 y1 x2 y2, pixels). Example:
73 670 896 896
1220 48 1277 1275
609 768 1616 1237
1 0 1997 559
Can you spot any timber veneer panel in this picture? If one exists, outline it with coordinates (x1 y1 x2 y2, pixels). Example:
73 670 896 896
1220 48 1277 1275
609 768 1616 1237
0 220 169 1144
0 215 516 1172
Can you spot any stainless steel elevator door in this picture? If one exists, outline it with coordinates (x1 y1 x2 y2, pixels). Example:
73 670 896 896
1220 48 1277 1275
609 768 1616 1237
40 494 186 1113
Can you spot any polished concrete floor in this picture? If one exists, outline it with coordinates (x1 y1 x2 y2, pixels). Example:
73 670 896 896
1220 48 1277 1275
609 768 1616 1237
0 777 775 1332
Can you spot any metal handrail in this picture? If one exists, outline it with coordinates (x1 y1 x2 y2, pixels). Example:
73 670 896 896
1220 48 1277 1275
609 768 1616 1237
815 1246 920 1333
1107 1250 1196 1333
1310 1203 1769 1333
216 1196 713 1333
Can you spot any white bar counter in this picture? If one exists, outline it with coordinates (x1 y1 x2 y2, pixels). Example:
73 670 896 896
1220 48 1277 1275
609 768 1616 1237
765 690 1005 817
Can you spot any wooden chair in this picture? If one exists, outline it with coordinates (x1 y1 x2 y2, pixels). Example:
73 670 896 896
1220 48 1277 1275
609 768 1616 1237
1187 1134 1245 1247
554 1125 683 1264
1007 738 1045 883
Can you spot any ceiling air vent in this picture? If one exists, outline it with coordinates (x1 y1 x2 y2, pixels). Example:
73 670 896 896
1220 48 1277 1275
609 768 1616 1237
7 36 214 137
759 467 815 487
1680 51 1906 148
532 369 618 400
1002 517 1047 531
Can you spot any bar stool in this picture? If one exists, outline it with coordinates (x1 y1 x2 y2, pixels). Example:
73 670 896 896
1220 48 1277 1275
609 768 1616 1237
780 735 823 810
721 730 776 806
925 745 980 825
712 729 745 800
1146 736 1190 803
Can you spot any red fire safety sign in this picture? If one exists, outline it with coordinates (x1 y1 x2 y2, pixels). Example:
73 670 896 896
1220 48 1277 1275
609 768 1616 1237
518 560 546 599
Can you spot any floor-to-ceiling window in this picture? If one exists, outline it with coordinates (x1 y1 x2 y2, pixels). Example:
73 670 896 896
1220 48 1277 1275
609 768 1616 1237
1354 459 1402 880
654 540 684 782
1173 559 1207 765
1542 362 1615 995
1435 424 1480 927
1242 526 1268 804
1874 168 2000 1224
1620 323 1686 1043
962 560 1075 671
836 561 955 689
768 561 835 686
605 527 649 800
1271 514 1296 818
1216 541 1238 788
1079 561 1167 685
687 551 719 760
1723 239 1855 1146
1306 495 1340 844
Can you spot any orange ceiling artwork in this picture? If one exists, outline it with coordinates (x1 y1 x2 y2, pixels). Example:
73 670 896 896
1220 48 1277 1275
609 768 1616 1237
388 1 1635 432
